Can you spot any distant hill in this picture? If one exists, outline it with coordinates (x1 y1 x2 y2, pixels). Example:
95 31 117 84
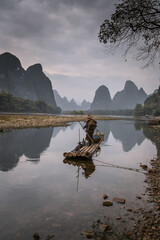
0 52 149 113
81 99 91 110
54 90 91 111
134 86 160 116
112 80 147 110
144 86 160 111
90 80 148 111
0 52 60 113
90 85 112 110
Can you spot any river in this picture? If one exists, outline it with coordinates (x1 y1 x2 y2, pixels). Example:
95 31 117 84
0 120 158 239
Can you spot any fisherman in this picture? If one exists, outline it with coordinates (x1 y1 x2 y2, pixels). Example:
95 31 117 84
83 114 97 145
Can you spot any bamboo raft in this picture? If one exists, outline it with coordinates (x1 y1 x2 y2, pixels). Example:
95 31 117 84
63 133 104 159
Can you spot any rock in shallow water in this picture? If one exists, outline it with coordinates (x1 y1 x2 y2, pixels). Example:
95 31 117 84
99 223 108 232
103 194 108 199
103 200 113 206
112 197 126 204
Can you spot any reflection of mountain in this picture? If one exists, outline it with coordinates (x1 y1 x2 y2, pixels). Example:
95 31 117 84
96 120 111 143
52 126 66 139
110 121 145 152
51 123 77 139
137 122 160 155
0 128 53 171
96 120 146 152
64 121 147 152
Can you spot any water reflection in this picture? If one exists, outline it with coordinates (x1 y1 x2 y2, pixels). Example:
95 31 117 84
0 128 53 171
97 120 146 152
0 120 158 172
63 158 96 179
0 120 158 240
52 126 67 139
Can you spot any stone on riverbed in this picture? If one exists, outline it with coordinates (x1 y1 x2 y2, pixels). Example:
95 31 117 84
148 168 157 173
140 164 148 170
103 194 108 199
136 196 142 199
99 223 108 232
81 230 94 238
112 198 126 204
103 200 113 206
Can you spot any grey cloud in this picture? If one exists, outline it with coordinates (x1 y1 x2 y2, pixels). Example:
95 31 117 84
0 0 22 10
0 0 114 48
0 0 158 102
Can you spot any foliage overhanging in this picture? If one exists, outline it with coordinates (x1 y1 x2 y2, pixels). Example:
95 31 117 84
99 0 160 67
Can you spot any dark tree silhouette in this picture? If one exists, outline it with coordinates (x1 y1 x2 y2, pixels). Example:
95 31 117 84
99 0 160 67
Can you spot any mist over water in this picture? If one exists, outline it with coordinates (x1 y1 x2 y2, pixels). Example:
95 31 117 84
0 120 157 239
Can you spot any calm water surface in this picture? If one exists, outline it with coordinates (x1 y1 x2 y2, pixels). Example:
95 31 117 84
0 120 158 240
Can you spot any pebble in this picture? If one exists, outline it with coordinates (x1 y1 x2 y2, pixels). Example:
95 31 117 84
103 200 113 206
148 168 157 173
103 194 108 199
112 197 125 204
127 208 132 212
140 164 148 169
136 196 142 199
99 224 108 232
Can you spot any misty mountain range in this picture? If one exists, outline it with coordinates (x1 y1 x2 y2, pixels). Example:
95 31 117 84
55 80 148 111
90 81 147 111
53 90 91 111
0 52 148 112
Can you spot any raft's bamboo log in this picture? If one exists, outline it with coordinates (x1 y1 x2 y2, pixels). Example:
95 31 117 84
63 152 68 157
68 152 73 158
85 145 93 152
87 145 96 154
63 138 103 159
79 146 88 153
72 152 77 157
77 152 81 157
81 152 86 157
85 152 91 158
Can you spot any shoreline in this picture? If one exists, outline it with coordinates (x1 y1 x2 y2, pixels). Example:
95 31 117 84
0 114 134 131
82 135 160 240
127 136 160 239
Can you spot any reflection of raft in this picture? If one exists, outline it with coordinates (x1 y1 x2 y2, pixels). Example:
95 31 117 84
63 131 104 159
63 158 95 179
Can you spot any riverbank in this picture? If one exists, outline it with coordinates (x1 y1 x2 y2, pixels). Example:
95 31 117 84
81 129 160 240
149 117 160 129
0 114 133 131
118 132 160 239
125 135 160 239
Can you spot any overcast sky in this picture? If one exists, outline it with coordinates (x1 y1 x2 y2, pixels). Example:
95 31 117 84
0 0 159 103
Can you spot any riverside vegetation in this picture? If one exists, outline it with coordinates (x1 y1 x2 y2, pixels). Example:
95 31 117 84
0 92 61 114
